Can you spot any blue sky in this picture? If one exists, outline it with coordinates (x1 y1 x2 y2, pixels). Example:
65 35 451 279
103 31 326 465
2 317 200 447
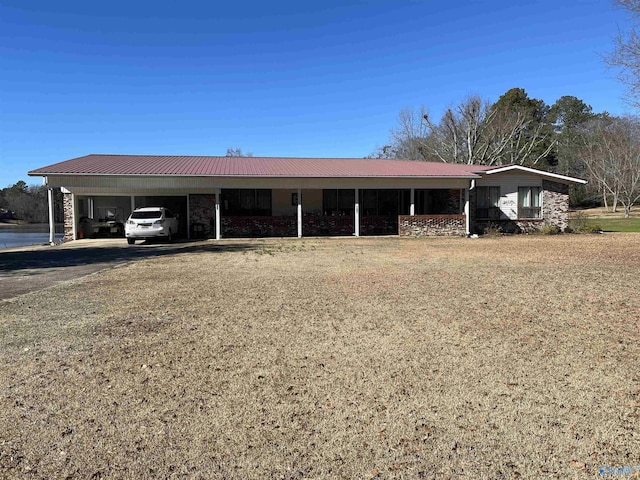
0 0 633 187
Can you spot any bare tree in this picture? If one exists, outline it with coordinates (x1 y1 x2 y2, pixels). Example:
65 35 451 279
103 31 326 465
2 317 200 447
374 107 432 161
423 94 555 166
225 148 253 157
578 115 640 217
607 0 640 106
376 89 555 166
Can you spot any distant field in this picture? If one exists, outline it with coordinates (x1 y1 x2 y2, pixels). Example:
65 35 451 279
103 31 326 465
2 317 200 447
571 207 640 232
1 235 639 478
584 217 640 232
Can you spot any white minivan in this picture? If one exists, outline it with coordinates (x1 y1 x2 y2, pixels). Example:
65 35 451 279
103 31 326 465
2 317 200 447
125 207 179 244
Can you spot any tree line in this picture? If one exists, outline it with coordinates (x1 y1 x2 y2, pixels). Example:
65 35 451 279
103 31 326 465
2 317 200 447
371 88 640 215
0 181 64 223
369 0 640 216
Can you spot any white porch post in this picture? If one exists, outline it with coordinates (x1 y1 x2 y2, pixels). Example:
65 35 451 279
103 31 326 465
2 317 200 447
130 196 135 215
354 188 360 237
215 191 221 240
88 197 95 219
465 180 474 236
71 193 78 241
410 188 415 215
297 188 302 238
47 187 55 245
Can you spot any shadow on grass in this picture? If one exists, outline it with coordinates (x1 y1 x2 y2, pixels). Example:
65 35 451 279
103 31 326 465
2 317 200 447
0 240 258 273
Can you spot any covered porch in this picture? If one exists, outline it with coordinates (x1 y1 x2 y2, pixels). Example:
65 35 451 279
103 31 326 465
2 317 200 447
189 187 469 239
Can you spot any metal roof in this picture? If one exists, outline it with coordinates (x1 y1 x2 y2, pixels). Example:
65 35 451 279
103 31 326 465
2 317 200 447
29 154 488 178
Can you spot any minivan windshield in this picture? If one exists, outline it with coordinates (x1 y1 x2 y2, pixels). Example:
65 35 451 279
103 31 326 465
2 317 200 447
131 211 162 219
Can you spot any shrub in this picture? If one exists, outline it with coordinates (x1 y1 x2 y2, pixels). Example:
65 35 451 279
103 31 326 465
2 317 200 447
569 211 602 234
569 211 589 233
481 223 503 236
539 225 561 235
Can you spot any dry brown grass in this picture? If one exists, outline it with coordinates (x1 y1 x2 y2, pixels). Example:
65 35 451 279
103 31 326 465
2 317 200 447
1 235 639 479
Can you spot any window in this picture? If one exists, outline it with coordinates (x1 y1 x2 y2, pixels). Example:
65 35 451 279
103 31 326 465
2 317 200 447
476 187 500 219
323 189 354 215
222 189 272 216
359 189 410 216
518 187 541 219
415 189 462 215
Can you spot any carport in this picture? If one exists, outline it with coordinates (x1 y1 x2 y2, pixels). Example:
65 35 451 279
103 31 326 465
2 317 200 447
134 196 188 238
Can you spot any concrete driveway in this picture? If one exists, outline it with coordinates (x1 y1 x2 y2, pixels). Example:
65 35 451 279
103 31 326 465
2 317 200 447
0 238 252 301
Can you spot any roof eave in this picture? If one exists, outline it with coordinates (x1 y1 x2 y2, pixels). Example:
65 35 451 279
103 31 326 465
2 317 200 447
483 165 588 185
27 172 482 179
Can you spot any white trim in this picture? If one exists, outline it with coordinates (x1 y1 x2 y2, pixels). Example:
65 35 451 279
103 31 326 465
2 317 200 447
483 165 588 184
464 186 470 236
215 193 221 240
30 172 482 180
71 193 77 240
410 188 415 216
354 188 360 237
297 188 302 238
48 188 55 245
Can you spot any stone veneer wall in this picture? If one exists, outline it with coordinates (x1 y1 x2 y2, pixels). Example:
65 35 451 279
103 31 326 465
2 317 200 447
188 194 217 238
398 215 466 236
63 192 74 241
542 180 570 231
474 219 543 234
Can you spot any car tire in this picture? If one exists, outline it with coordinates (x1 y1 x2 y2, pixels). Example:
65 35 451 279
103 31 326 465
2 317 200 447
127 238 135 245
167 230 173 243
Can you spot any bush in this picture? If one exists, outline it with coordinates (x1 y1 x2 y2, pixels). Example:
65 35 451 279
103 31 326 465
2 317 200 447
480 223 503 236
569 211 602 233
539 225 561 235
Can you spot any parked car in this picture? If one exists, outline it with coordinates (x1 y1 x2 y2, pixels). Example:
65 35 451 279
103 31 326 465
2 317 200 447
125 207 179 244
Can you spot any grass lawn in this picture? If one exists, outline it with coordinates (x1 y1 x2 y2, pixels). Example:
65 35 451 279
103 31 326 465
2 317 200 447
572 207 640 232
1 235 639 478
584 217 640 233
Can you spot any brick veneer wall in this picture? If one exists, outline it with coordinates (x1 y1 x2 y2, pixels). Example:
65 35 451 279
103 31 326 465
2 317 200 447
222 216 297 237
189 194 217 237
63 192 74 241
398 215 466 236
542 180 570 231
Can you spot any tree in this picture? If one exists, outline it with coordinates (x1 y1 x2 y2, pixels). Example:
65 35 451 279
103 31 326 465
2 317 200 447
420 89 554 166
0 181 63 223
487 88 556 167
368 107 432 160
549 96 597 205
577 115 640 217
607 0 640 105
225 148 253 157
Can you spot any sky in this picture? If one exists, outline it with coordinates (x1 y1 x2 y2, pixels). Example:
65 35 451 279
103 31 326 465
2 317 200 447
0 0 634 187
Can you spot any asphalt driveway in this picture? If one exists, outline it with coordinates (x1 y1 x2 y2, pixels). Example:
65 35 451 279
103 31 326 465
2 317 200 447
0 238 253 301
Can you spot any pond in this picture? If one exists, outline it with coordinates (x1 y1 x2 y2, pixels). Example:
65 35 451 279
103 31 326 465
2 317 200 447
0 224 64 249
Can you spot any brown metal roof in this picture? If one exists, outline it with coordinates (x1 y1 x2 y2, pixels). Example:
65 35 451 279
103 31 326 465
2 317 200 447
28 154 485 178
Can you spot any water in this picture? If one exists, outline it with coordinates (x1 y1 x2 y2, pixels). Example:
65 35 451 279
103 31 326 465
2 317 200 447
0 224 64 249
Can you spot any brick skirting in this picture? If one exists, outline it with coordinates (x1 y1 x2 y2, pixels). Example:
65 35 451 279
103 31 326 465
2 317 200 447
398 215 466 237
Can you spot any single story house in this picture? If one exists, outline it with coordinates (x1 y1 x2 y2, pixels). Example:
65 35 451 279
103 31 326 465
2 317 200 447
28 154 587 242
